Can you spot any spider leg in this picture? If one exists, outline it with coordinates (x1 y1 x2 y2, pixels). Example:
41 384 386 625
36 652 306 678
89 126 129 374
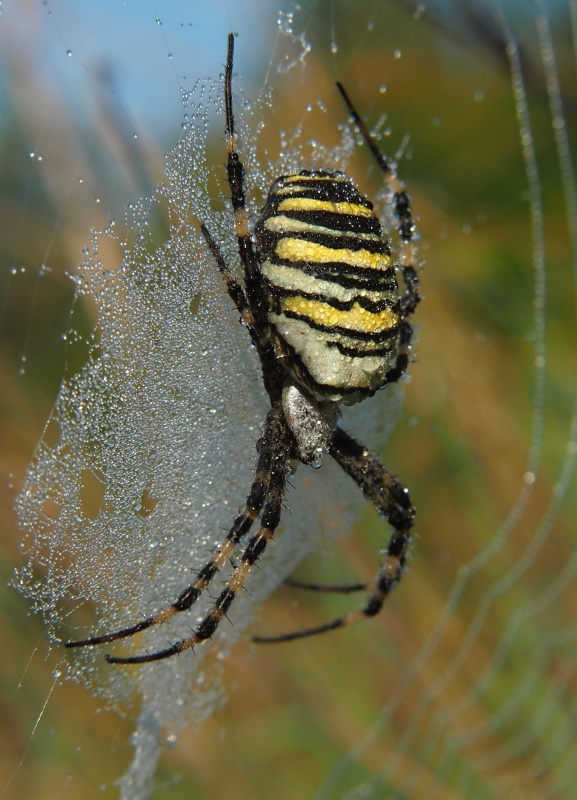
336 80 421 375
106 404 292 664
223 34 265 320
200 222 261 342
384 318 414 385
65 406 282 651
253 426 414 644
336 81 416 250
285 578 367 594
203 34 284 403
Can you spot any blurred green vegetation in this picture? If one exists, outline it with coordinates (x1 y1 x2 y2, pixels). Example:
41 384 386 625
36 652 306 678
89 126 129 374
2 1 577 799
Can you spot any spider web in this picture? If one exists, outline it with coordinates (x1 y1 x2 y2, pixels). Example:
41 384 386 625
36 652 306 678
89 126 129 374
2 1 577 799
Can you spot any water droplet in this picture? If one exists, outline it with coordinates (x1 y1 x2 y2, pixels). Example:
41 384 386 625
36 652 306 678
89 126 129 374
311 448 324 469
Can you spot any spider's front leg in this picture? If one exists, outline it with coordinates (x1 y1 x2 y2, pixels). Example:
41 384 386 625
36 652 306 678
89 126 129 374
254 426 415 643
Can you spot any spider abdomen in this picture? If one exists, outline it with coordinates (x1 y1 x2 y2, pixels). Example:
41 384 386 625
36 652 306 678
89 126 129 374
255 170 401 404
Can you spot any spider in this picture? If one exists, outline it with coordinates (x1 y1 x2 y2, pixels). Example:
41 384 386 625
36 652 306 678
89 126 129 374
66 33 420 664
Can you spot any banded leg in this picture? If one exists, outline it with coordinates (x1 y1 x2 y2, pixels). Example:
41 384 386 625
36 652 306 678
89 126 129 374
223 33 267 325
385 319 414 385
336 81 419 265
106 404 292 664
201 222 258 344
207 35 285 402
336 80 421 385
201 221 284 401
65 405 283 652
253 427 414 644
285 578 367 594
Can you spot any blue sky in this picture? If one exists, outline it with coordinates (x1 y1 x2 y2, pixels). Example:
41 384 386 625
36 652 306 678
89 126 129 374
2 0 282 146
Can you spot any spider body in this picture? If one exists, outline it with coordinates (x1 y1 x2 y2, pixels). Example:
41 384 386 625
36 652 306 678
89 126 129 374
66 34 420 663
256 170 401 405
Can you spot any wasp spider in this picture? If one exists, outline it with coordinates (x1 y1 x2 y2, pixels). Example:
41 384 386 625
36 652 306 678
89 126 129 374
66 33 420 663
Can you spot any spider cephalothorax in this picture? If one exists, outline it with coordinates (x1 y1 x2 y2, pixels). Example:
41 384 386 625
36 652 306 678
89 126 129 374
66 33 420 663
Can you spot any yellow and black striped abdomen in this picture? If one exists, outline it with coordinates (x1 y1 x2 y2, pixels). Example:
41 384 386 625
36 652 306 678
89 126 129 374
255 170 400 403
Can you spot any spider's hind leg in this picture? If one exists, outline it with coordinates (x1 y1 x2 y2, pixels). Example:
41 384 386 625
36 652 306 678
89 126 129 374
253 426 414 644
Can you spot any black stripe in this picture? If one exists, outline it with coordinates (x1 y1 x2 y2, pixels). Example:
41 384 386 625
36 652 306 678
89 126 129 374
275 180 372 208
262 267 396 294
268 209 382 236
271 285 399 314
172 585 201 611
243 533 269 562
309 270 397 292
269 225 389 255
281 169 343 182
196 562 219 582
326 339 396 357
280 309 399 342
216 587 236 614
268 255 397 285
196 613 219 640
